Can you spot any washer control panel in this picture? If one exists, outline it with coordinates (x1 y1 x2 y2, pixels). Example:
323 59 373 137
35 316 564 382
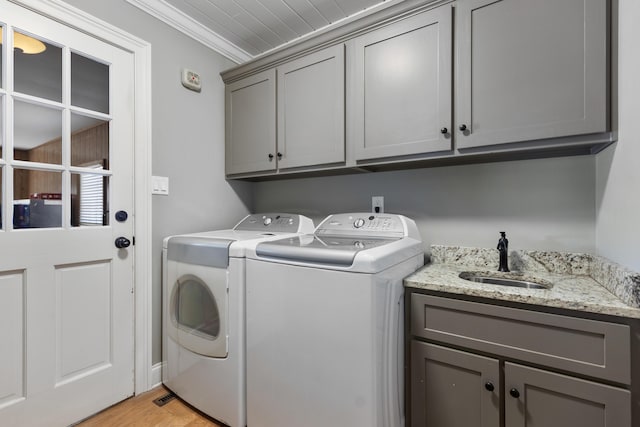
317 213 406 237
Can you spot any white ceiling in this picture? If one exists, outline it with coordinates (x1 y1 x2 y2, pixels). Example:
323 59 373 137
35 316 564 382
127 0 394 62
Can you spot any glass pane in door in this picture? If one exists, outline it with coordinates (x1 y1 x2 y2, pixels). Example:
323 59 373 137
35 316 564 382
0 26 4 89
14 31 61 102
14 100 62 165
71 171 108 227
0 94 3 158
71 52 109 114
13 169 62 228
0 166 3 229
71 113 109 167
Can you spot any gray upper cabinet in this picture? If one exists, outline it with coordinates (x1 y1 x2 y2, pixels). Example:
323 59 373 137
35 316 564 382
277 44 345 170
455 0 609 149
351 5 453 161
222 0 613 179
225 69 276 175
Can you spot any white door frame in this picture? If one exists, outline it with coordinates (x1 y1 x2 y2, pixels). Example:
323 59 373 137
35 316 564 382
8 0 154 394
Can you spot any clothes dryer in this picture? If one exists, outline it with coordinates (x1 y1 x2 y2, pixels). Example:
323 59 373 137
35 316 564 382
245 213 424 427
162 213 314 427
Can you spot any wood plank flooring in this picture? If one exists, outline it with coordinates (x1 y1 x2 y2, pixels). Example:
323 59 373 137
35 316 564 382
76 386 224 427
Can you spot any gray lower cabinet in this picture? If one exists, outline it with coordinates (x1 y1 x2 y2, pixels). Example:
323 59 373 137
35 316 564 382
225 69 276 175
350 4 452 161
409 293 632 427
411 341 499 427
455 0 608 149
505 363 631 427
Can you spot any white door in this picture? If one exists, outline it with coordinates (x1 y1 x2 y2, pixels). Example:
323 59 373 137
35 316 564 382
0 2 135 426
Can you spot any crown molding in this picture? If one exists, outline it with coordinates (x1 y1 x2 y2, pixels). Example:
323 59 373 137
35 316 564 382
125 0 252 64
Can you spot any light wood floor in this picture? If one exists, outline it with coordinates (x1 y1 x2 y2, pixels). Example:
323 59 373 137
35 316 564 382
76 386 224 427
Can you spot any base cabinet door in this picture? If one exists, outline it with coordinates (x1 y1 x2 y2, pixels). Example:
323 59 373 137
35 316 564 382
411 341 500 427
505 362 631 427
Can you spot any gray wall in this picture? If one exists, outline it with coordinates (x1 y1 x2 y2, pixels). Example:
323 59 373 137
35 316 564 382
254 156 596 255
62 0 253 364
595 0 640 272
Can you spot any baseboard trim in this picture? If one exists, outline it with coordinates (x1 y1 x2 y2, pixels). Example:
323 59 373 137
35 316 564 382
151 363 163 389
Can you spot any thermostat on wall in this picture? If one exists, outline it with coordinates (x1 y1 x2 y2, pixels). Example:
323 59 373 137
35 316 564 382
181 68 201 92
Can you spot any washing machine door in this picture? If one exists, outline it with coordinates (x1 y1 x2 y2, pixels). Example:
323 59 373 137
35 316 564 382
167 237 232 358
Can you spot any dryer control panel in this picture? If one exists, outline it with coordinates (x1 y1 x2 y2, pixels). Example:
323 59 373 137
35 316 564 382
235 213 313 233
316 213 408 238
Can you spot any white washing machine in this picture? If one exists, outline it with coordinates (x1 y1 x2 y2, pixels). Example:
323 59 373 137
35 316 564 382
245 213 424 427
162 213 314 427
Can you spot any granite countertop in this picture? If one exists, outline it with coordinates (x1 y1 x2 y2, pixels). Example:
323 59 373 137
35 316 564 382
404 246 640 319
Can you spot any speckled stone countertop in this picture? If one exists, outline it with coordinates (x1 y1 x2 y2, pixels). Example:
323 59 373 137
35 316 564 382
404 246 640 319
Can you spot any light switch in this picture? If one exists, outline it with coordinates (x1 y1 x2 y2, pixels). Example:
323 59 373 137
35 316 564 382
152 176 169 195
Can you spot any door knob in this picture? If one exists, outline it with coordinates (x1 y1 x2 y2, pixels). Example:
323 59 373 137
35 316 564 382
509 388 520 398
440 127 448 134
484 382 495 392
277 152 283 159
115 237 131 249
459 124 468 132
268 153 274 161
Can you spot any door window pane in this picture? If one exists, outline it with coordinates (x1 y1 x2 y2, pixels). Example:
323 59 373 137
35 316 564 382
14 31 61 102
0 27 4 89
71 113 109 167
71 52 109 114
71 169 108 227
0 166 3 229
14 101 62 165
13 169 62 228
0 95 3 158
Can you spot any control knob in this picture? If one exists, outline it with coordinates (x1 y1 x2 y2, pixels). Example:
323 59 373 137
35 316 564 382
263 217 272 226
354 218 366 228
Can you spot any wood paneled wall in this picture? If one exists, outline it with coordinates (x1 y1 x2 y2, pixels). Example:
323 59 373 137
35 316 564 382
13 123 109 199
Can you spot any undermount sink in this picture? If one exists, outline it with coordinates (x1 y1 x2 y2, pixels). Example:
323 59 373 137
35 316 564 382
459 271 552 290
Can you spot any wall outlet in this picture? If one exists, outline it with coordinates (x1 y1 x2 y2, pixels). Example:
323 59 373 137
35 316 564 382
372 196 384 213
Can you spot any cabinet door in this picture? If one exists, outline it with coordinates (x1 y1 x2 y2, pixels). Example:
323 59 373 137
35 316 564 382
505 362 631 427
411 341 499 427
225 69 276 175
351 5 452 161
456 0 608 149
277 44 345 169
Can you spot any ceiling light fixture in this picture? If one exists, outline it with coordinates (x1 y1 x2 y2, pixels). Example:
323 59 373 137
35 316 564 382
0 31 47 54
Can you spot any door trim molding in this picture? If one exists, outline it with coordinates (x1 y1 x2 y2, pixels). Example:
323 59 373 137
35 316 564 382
9 0 154 395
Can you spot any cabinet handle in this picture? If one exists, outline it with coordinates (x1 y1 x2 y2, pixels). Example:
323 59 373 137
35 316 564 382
277 152 283 159
509 388 520 399
268 153 274 161
484 382 495 392
440 127 448 134
459 124 468 132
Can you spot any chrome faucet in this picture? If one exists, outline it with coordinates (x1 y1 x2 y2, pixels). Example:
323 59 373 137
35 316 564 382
497 231 509 272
